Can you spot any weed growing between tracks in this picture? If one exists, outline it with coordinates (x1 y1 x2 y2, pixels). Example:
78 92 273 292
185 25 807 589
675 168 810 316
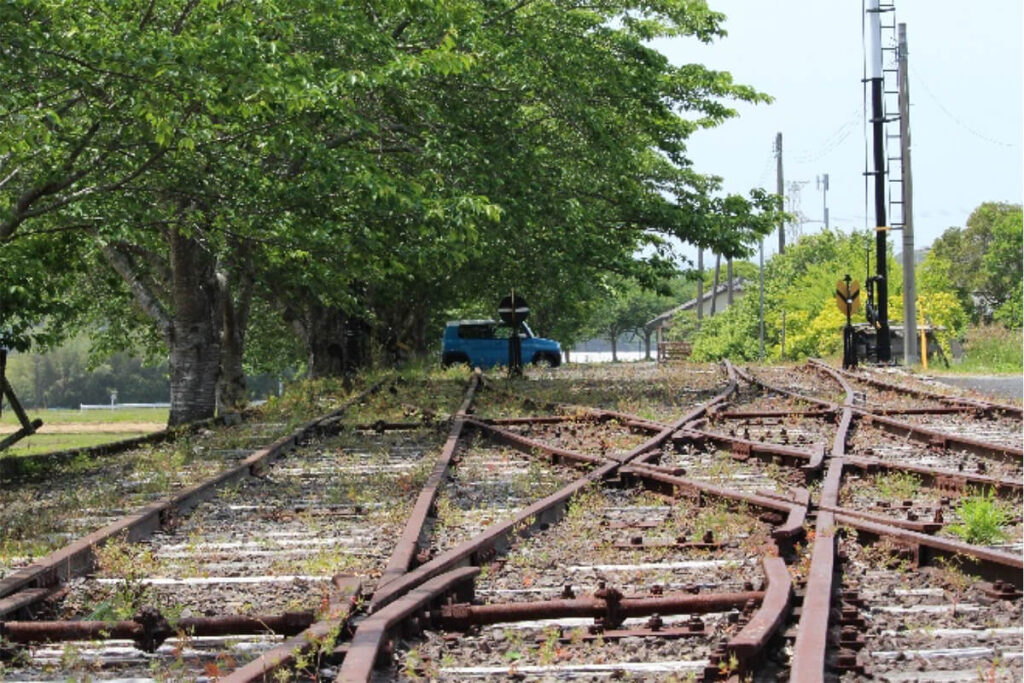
948 490 1012 545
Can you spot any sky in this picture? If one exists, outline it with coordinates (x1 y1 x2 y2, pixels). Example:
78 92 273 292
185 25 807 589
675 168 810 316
651 0 1023 264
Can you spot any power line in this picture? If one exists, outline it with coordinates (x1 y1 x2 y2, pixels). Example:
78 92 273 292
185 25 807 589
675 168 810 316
909 63 1018 148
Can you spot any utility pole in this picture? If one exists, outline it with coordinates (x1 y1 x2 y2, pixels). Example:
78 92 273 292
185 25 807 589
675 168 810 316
867 0 891 362
898 23 918 365
775 132 785 254
758 240 765 360
817 174 830 228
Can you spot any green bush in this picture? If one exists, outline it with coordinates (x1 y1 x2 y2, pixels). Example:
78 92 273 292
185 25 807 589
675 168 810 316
953 325 1023 374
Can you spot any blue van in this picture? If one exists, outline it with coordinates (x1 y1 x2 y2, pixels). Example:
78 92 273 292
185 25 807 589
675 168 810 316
441 320 562 369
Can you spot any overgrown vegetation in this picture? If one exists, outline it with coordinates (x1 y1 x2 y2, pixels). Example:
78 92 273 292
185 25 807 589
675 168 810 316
947 491 1011 545
947 325 1024 374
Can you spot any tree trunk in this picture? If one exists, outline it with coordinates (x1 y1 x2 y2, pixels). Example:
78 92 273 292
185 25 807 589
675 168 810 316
288 301 370 379
168 231 221 426
696 249 704 323
727 257 734 305
216 244 253 413
643 328 653 360
610 328 618 362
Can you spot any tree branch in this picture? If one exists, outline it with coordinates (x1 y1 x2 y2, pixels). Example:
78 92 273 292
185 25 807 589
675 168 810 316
99 241 174 341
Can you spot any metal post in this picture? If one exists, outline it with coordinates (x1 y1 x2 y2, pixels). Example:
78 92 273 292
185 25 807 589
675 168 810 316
819 173 830 228
868 0 891 362
776 132 785 254
898 23 919 365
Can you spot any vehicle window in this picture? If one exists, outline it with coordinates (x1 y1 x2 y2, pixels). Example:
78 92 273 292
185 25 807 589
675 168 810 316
458 324 495 339
495 324 525 338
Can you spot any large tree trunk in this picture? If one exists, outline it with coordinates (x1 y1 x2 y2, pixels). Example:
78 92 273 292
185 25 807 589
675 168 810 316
609 327 618 362
216 243 253 413
100 229 222 427
167 230 221 425
696 249 704 324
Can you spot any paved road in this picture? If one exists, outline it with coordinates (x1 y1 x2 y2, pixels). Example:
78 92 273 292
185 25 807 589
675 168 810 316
929 375 1023 401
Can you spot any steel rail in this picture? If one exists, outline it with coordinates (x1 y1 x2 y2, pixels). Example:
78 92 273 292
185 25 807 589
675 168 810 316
841 454 1022 497
675 421 825 472
0 383 383 619
337 567 480 683
787 361 852 683
332 366 741 682
436 590 767 629
622 462 807 542
739 362 1022 463
834 512 1024 586
219 375 481 683
465 417 615 468
825 362 1023 418
727 557 793 667
805 359 1023 462
375 371 481 589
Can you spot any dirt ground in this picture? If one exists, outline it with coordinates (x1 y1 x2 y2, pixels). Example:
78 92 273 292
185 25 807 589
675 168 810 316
0 422 164 434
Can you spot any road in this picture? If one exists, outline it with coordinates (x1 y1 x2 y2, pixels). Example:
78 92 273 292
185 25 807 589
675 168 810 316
929 375 1023 401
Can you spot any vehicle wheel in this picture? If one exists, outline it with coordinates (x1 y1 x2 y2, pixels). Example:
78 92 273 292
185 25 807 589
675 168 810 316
531 352 561 368
442 352 471 368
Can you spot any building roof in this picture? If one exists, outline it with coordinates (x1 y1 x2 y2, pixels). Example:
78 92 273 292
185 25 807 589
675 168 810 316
645 277 746 330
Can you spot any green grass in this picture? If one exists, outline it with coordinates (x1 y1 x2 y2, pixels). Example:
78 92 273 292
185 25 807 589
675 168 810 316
1 432 149 456
943 325 1023 375
0 407 169 425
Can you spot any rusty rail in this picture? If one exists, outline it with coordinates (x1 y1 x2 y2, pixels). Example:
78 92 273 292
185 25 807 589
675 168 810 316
622 462 807 542
437 589 766 630
375 372 481 589
466 417 614 468
824 361 1023 419
337 567 479 683
0 383 383 619
727 557 792 666
1 610 315 651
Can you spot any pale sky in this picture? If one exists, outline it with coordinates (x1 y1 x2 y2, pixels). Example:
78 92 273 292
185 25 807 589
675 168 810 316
652 0 1023 263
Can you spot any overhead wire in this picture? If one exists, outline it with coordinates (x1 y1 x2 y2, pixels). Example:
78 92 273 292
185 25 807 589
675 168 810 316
909 63 1017 148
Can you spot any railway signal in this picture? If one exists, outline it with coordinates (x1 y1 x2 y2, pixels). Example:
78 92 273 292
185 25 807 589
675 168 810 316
836 274 861 369
497 291 529 377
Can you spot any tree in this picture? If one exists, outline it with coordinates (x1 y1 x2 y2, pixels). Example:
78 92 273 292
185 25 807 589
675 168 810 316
689 229 901 361
2 0 781 426
584 277 675 361
925 202 1023 323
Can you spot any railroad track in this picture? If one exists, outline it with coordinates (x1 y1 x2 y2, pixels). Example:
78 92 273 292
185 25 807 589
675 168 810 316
0 362 1019 681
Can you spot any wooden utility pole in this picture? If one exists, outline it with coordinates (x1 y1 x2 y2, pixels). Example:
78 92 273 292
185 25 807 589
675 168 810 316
898 23 919 365
776 132 785 254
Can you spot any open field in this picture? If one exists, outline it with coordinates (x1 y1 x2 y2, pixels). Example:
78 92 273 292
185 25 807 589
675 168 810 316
0 407 167 456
